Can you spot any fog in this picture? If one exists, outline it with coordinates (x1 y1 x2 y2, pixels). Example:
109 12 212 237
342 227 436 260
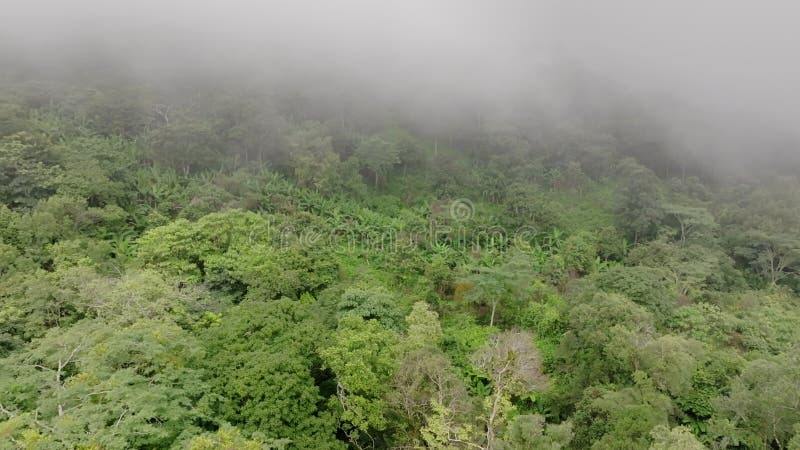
2 0 799 177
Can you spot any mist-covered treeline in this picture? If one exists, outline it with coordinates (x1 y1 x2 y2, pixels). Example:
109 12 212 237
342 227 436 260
3 1 800 449
1 70 800 449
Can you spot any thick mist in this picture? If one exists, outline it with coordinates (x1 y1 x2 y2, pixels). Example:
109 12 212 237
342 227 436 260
2 0 799 177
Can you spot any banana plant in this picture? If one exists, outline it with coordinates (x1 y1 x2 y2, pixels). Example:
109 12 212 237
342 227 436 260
528 241 551 271
108 229 138 264
195 170 217 186
539 227 564 254
595 257 623 272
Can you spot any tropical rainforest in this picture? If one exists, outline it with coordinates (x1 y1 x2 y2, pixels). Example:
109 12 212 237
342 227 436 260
0 70 799 450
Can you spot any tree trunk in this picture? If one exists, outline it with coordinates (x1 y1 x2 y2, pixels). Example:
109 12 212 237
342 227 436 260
486 391 502 449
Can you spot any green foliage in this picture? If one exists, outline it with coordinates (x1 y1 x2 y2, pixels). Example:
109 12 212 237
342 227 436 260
661 203 718 244
137 209 271 279
2 79 800 449
559 292 655 390
403 301 443 351
637 335 707 397
517 285 567 371
648 425 707 450
721 290 800 354
0 319 210 449
52 135 137 207
186 426 278 450
336 287 406 332
666 302 736 346
789 425 800 450
420 400 480 450
441 313 496 372
136 218 206 280
675 350 743 434
287 122 341 192
498 414 573 450
572 372 673 450
594 265 676 319
732 230 800 287
354 135 400 187
0 133 60 208
560 231 598 275
503 182 562 231
710 352 800 449
595 226 628 261
460 253 535 327
146 112 222 174
205 242 338 301
320 316 399 448
0 266 93 349
203 299 341 449
137 209 337 300
627 239 728 298
615 158 666 242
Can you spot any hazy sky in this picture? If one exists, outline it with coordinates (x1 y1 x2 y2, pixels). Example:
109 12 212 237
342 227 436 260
4 1 798 107
2 1 799 170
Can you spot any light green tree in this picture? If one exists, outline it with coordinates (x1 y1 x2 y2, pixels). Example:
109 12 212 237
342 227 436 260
711 352 800 449
287 122 340 192
354 135 400 188
638 335 707 397
648 425 707 450
320 315 399 449
461 254 534 327
187 426 282 450
498 414 573 450
0 319 210 449
572 372 673 450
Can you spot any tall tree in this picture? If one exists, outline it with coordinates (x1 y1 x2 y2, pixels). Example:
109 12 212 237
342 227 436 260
732 231 800 287
146 112 222 174
471 330 548 448
461 255 534 327
203 299 342 449
287 122 341 192
615 158 665 243
320 316 399 449
711 352 800 449
354 135 400 188
0 319 210 449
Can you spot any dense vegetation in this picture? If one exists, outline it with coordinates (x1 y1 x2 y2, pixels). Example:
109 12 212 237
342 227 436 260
1 78 800 450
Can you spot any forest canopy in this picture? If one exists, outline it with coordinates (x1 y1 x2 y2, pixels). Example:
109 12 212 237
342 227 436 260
1 72 799 449
2 1 800 449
